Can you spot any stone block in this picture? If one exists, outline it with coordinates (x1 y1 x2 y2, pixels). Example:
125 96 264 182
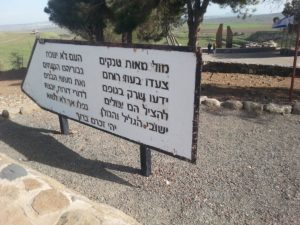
216 24 223 48
1 110 9 119
243 101 263 114
264 103 292 114
55 210 103 225
0 184 19 201
292 101 300 115
32 189 70 215
202 98 221 108
0 204 32 225
0 164 28 181
221 100 243 110
200 96 208 104
23 178 42 191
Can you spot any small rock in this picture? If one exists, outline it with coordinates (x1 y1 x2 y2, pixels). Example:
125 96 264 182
200 96 208 103
202 98 221 108
71 196 79 202
221 100 243 110
0 164 28 181
19 107 29 115
18 157 29 162
264 103 292 114
283 106 292 114
1 110 9 119
292 101 300 115
23 178 42 191
164 179 171 185
55 210 104 225
0 204 32 225
32 189 70 215
243 101 263 114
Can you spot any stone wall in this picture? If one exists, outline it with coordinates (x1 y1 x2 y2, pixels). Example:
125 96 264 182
203 61 300 76
201 47 276 54
220 47 276 53
247 31 283 42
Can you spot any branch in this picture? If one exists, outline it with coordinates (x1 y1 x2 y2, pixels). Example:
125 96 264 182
187 0 194 24
200 0 210 15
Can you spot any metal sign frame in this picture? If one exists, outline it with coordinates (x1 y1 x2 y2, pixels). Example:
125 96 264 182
22 39 201 175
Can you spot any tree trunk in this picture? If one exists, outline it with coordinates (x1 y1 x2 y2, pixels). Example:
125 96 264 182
186 0 210 47
122 32 133 44
95 27 104 42
187 23 198 47
187 0 196 47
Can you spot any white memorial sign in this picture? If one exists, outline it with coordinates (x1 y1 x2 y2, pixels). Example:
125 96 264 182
22 40 200 161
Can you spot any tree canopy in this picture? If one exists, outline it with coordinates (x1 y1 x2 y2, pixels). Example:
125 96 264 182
137 0 186 42
44 0 112 41
282 0 300 22
186 0 259 46
109 0 160 43
45 0 261 46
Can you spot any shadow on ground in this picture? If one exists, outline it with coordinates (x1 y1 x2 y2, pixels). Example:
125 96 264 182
201 84 300 104
202 105 277 126
0 68 27 81
0 117 137 186
210 51 287 59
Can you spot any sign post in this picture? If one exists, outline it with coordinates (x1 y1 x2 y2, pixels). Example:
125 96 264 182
22 39 201 176
58 115 69 135
140 145 152 176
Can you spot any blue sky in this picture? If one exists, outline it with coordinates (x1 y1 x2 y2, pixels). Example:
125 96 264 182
0 0 285 26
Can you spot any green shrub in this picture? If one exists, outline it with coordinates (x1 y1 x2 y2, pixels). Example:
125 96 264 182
10 52 23 70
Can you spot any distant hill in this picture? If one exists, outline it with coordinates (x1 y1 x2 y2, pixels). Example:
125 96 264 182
0 12 283 32
0 22 62 32
204 13 282 24
173 13 284 46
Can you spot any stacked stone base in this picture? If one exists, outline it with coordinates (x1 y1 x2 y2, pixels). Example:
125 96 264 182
201 96 300 115
0 154 140 225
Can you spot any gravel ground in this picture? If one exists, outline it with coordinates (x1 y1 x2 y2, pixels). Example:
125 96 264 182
0 107 299 225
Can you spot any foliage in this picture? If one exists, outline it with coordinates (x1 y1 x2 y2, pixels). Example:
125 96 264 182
137 0 186 42
0 32 65 71
273 16 279 23
103 22 121 42
214 0 259 19
10 52 23 70
44 0 263 46
186 0 260 47
109 0 160 43
44 0 112 41
282 0 300 22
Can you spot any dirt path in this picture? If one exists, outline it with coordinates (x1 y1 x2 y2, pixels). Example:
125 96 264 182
0 69 37 113
202 72 300 104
